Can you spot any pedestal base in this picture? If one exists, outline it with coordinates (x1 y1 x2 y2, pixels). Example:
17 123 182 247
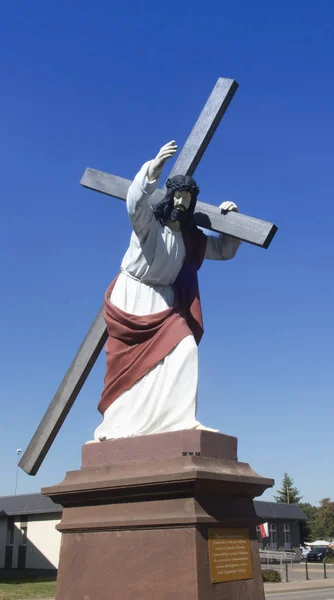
43 431 273 599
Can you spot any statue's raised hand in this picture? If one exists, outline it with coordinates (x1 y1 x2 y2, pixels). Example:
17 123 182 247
147 141 178 182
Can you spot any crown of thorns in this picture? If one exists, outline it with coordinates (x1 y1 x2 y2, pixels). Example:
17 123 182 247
165 175 200 196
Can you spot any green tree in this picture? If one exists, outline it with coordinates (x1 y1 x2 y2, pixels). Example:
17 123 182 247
313 498 334 540
273 473 303 504
299 502 319 543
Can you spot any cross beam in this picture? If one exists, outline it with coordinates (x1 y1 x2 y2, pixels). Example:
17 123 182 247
19 77 277 476
81 170 277 248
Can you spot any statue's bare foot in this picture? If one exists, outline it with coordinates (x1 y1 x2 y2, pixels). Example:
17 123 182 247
85 436 107 445
194 424 219 433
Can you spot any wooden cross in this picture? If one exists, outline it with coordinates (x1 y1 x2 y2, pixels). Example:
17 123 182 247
19 77 277 476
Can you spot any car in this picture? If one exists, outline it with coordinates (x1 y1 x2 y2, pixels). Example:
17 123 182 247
307 547 334 562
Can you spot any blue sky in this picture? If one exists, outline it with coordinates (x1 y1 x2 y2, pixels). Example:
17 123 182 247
1 1 333 506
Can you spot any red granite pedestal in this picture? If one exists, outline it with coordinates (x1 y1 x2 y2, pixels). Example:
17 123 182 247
42 430 273 600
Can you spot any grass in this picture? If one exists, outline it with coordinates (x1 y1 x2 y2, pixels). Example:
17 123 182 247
0 578 56 600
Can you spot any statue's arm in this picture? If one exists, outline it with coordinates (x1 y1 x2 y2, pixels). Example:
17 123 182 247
126 141 178 237
204 201 242 260
147 141 177 182
205 233 241 260
126 161 160 236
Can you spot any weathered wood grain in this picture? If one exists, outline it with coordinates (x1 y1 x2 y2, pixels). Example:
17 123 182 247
164 78 238 180
19 306 107 475
81 169 277 248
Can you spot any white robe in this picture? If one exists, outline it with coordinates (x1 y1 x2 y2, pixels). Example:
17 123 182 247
94 162 240 440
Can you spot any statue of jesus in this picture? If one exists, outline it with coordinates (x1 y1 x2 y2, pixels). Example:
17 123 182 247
92 141 241 442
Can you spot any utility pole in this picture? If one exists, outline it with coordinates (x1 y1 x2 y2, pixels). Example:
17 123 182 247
15 449 22 495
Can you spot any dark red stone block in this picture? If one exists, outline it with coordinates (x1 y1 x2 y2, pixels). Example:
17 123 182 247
43 431 273 599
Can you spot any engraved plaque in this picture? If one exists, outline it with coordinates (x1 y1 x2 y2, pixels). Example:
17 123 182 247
208 527 253 584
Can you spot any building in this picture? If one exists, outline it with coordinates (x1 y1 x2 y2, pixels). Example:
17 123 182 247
0 494 61 576
0 493 307 576
255 501 307 553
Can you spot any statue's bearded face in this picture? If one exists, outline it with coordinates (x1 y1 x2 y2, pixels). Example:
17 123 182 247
169 189 192 226
173 190 192 211
153 175 199 230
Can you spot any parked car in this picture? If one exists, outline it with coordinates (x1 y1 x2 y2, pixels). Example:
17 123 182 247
307 547 334 562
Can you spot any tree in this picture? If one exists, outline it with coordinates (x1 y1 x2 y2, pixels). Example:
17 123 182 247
299 502 319 543
313 498 334 540
273 473 303 504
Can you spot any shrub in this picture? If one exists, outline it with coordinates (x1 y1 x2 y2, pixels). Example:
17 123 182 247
262 568 282 583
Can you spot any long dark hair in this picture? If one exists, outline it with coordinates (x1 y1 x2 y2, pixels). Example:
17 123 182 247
153 175 200 231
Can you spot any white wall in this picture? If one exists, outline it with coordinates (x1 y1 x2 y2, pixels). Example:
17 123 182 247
25 513 61 569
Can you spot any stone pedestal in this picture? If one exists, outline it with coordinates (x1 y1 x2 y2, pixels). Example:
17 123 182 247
42 430 273 599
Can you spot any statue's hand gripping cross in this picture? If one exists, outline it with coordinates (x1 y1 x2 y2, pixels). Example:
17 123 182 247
20 77 277 476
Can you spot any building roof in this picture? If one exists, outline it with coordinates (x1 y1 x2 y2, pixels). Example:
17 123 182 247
0 493 62 516
0 493 307 521
254 500 308 521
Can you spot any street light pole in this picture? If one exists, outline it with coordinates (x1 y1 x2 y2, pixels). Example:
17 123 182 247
15 449 22 495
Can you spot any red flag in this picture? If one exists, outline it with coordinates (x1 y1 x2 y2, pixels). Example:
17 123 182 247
259 523 269 538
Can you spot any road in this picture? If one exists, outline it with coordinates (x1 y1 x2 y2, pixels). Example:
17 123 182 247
266 590 334 600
